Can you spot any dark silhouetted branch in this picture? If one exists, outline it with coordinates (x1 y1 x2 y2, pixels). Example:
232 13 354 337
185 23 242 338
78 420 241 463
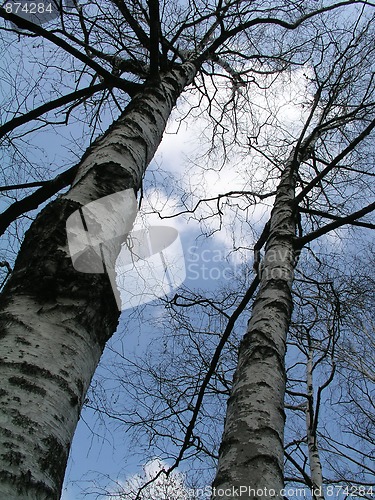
0 83 107 139
299 207 375 230
297 201 375 247
0 7 142 95
0 165 78 236
148 0 160 78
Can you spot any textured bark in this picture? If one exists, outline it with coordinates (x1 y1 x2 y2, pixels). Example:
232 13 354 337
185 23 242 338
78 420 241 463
306 348 324 500
0 62 196 499
212 151 301 500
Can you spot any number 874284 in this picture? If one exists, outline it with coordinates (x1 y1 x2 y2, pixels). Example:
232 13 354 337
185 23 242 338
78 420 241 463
5 2 53 14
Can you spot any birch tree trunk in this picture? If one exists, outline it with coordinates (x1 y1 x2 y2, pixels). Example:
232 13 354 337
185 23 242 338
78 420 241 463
306 345 324 500
0 62 196 500
212 149 302 500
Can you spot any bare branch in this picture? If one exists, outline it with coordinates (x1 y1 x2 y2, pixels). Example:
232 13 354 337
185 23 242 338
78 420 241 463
0 83 110 139
0 7 141 94
0 165 78 236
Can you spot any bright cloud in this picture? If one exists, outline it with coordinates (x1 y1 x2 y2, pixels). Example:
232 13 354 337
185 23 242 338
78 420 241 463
107 458 193 500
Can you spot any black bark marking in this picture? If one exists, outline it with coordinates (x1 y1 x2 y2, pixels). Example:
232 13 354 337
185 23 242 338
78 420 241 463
92 162 135 197
11 410 35 429
8 376 47 396
15 336 32 346
39 436 68 489
0 361 79 403
0 469 57 499
69 395 79 407
0 313 34 334
1 450 23 466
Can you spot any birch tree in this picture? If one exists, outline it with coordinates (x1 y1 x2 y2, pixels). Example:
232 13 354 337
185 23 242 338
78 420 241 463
213 7 375 498
80 4 375 498
2 1 368 498
283 245 375 495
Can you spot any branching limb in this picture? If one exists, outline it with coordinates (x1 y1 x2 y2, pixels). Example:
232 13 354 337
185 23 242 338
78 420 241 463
299 207 375 230
0 7 141 95
166 275 260 473
285 450 314 488
297 201 375 247
294 118 375 205
110 0 150 49
0 83 110 139
0 165 78 236
153 190 276 219
199 1 375 63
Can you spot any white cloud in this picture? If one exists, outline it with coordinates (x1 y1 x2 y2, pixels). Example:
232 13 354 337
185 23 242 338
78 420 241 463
146 66 315 257
107 458 194 500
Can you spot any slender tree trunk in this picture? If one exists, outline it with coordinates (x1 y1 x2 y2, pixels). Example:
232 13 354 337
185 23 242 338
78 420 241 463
306 345 324 500
212 150 302 500
0 62 196 500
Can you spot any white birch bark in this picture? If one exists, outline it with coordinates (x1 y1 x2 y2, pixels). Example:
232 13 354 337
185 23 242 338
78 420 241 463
306 347 324 500
0 62 196 500
212 150 302 500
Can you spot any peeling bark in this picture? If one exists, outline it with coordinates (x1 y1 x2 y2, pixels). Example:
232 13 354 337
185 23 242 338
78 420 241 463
0 62 196 499
212 150 302 500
